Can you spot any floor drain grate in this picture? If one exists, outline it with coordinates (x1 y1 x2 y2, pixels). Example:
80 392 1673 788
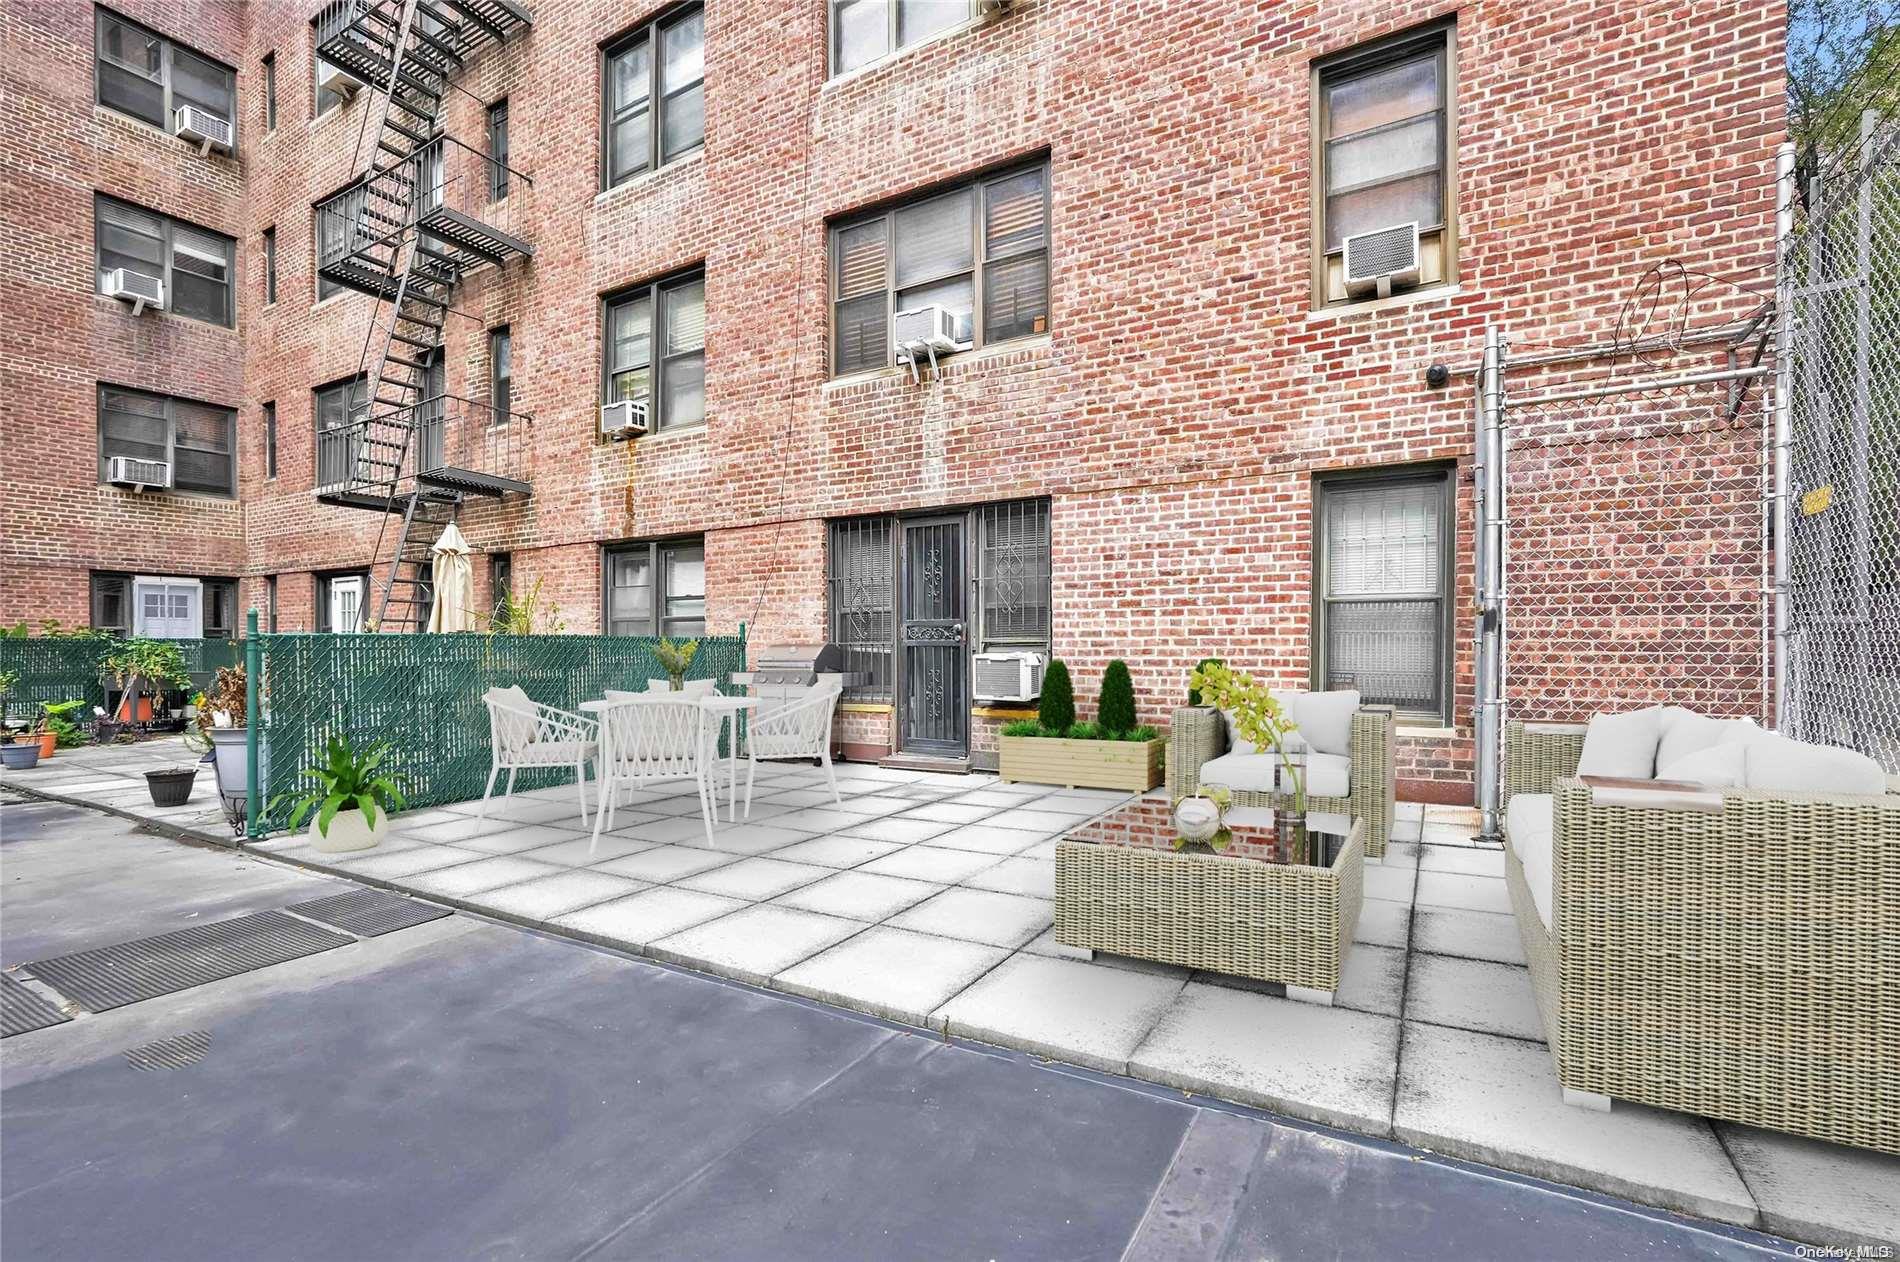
25 911 354 1013
1 972 72 1038
286 888 450 937
124 1029 211 1071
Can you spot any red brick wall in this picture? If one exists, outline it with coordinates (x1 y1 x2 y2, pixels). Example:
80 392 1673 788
0 0 1784 800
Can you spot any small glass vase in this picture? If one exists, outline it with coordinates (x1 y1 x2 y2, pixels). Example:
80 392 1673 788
1273 759 1312 866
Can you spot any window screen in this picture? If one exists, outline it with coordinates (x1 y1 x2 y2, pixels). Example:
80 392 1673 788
1318 473 1450 718
1319 38 1447 253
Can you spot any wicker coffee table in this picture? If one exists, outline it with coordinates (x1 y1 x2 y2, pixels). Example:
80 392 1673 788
1053 799 1364 1004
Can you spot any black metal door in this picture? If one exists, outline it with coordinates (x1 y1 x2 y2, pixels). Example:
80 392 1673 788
900 517 967 755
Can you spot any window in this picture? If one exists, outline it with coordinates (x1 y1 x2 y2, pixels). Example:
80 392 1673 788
831 0 974 75
316 571 370 633
603 538 705 637
828 517 893 699
95 8 236 142
487 99 510 200
490 552 513 621
601 5 704 190
263 400 277 479
95 196 236 327
604 270 705 432
1314 468 1453 721
313 376 368 487
976 499 1051 653
262 226 276 303
489 326 513 419
91 573 130 636
312 19 352 117
266 574 279 632
262 51 276 130
830 161 1048 375
1313 26 1455 306
97 385 236 496
203 578 237 639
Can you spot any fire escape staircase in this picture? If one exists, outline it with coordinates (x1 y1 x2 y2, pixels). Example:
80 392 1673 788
313 0 533 631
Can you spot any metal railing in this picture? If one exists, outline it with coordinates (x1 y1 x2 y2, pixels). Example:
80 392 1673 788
315 135 531 278
316 393 533 494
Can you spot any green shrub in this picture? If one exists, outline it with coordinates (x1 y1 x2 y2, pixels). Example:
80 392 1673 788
1038 659 1074 733
1187 658 1224 706
1000 719 1044 738
1098 659 1136 735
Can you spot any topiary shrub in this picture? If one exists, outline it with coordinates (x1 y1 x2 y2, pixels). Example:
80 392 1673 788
1187 657 1224 706
1098 659 1136 736
1038 659 1075 734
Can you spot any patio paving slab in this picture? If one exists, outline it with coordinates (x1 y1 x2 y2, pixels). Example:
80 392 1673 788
981 806 1095 833
920 823 1048 856
471 796 596 827
772 807 873 834
1354 898 1412 950
773 927 1009 1027
514 836 656 867
767 836 906 869
551 887 744 948
1405 953 1544 1041
1414 871 1512 916
1717 1123 1900 1247
466 871 649 922
860 846 1001 884
335 844 486 880
838 817 955 845
669 821 813 855
650 904 866 985
1339 942 1407 1018
1393 1022 1756 1227
403 856 568 900
1381 840 1421 869
897 802 998 825
674 857 833 901
594 846 737 884
961 855 1054 898
771 871 943 921
887 889 1052 949
611 814 724 845
1361 862 1417 905
1129 981 1401 1134
449 823 590 856
820 793 916 817
1412 906 1527 967
1418 845 1508 878
956 788 1050 809
933 954 1185 1073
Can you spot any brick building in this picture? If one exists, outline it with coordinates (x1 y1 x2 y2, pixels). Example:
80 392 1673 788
0 0 1784 799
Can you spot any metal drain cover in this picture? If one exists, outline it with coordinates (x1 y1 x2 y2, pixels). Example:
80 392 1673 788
26 911 354 1013
1 972 71 1038
287 888 449 937
125 1029 210 1071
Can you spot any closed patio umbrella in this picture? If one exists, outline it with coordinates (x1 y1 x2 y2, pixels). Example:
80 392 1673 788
427 523 474 633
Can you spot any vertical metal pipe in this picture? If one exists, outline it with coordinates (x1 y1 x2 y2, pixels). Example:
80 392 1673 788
1850 112 1876 746
244 607 261 840
1772 141 1796 731
1474 325 1505 842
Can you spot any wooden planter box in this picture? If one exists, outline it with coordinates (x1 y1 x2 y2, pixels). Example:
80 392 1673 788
998 735 1166 791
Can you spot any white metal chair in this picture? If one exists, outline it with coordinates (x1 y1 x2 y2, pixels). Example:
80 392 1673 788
744 681 843 817
477 686 599 833
591 694 718 852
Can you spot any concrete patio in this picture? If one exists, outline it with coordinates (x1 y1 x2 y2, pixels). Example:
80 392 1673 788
5 738 1895 1249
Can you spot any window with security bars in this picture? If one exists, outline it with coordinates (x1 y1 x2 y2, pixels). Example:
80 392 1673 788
1315 471 1451 720
977 499 1051 651
831 161 1050 376
96 8 236 143
604 270 705 432
97 385 236 497
828 517 895 699
602 5 704 191
95 196 235 327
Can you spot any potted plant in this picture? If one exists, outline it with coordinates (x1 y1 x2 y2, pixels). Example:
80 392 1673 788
105 638 190 725
998 658 1168 791
0 706 40 768
16 710 55 760
1186 660 1312 861
654 637 699 691
145 765 199 806
276 735 406 854
41 700 88 752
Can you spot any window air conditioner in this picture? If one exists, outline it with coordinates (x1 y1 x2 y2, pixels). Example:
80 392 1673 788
104 268 165 315
972 651 1045 704
318 62 363 99
107 455 172 491
600 398 649 438
894 304 964 380
979 0 1012 13
1342 222 1421 299
174 106 233 155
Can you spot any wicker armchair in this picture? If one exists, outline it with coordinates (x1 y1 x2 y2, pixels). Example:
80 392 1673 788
1166 705 1395 860
1503 719 1900 1155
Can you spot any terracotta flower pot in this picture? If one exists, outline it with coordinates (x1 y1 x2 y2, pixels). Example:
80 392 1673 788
28 731 55 758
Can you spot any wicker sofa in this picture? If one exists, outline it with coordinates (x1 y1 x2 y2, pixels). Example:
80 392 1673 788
1167 704 1395 860
1503 719 1900 1154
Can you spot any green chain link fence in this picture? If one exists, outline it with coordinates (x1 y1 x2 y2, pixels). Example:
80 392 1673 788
0 638 240 721
250 631 748 833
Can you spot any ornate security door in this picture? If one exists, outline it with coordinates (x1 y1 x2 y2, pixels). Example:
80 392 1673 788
899 516 968 756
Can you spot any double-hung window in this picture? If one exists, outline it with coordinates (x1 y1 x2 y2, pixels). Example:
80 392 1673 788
262 51 276 130
1313 26 1455 305
262 226 277 303
602 5 704 190
97 385 237 497
831 161 1049 376
95 9 237 144
831 1 974 76
487 99 510 200
603 538 706 637
604 271 705 432
313 376 368 487
96 196 236 327
1314 468 1453 722
489 326 513 419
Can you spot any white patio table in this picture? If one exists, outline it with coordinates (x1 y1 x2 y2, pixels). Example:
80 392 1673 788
579 693 757 823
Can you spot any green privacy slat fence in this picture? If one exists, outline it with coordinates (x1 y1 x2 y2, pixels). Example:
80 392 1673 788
0 638 240 720
251 632 748 833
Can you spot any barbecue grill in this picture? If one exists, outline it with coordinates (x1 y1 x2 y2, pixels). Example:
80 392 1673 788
731 644 866 721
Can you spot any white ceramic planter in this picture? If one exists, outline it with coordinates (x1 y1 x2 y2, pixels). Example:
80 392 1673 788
309 806 389 853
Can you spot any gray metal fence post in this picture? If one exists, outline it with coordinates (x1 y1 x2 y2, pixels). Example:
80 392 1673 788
1773 141 1795 732
244 608 261 840
1474 325 1506 843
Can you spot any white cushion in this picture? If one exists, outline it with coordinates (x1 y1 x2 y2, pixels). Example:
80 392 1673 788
647 678 715 698
1290 690 1359 757
514 739 598 766
1506 792 1555 930
1742 732 1890 796
1199 751 1350 799
1655 708 1758 772
1269 691 1311 753
1575 705 1670 780
485 686 538 755
1656 741 1748 788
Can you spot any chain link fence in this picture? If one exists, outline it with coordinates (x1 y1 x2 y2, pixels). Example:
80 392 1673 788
0 638 241 721
252 632 748 832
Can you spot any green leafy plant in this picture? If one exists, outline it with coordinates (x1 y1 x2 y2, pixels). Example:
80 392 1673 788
42 700 88 749
275 735 407 837
1098 660 1136 736
105 638 190 698
1187 658 1224 706
1038 659 1075 733
486 576 566 635
1002 718 1157 742
1186 660 1306 810
654 637 700 688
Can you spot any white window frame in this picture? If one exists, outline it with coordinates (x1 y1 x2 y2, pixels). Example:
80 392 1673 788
131 575 204 638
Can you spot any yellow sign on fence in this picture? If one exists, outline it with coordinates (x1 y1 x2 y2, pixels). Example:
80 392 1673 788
1800 484 1833 517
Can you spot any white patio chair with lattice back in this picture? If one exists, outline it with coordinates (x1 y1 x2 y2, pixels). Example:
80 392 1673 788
477 686 599 833
744 681 843 818
591 693 718 852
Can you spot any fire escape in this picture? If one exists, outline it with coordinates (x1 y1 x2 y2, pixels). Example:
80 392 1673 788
312 0 533 632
